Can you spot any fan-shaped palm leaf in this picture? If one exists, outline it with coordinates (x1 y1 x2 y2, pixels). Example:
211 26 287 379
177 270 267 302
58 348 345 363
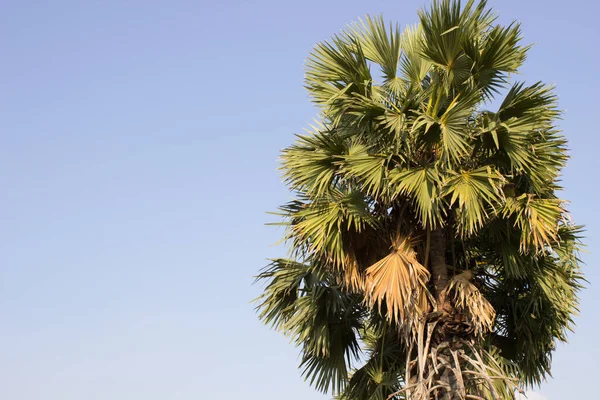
258 1 584 397
364 235 430 322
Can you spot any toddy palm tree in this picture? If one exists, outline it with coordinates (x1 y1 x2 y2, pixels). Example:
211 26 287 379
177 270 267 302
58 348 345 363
255 1 583 398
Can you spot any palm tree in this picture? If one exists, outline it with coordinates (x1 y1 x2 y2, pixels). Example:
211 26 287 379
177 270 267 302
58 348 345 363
255 1 583 399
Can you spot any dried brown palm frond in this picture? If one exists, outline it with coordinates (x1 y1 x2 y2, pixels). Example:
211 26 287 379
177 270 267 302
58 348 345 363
340 251 365 292
364 235 431 323
443 270 496 336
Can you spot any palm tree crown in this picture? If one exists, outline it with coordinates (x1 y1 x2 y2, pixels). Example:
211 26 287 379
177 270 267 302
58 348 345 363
255 1 584 398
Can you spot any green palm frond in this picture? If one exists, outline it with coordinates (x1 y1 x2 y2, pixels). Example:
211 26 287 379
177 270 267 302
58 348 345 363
503 194 564 254
482 244 582 386
337 323 406 400
398 24 431 86
281 124 347 197
288 189 378 267
480 23 527 72
305 33 373 125
257 260 364 394
254 259 319 330
526 129 568 194
389 165 444 228
349 16 401 84
475 110 535 172
259 0 583 396
338 363 403 400
498 82 559 127
442 166 505 235
418 0 494 90
468 22 530 97
340 142 389 198
292 286 363 393
437 92 479 162
413 90 480 164
418 0 488 68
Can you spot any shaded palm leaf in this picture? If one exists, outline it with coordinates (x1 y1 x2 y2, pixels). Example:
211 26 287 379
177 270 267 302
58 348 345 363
442 270 496 336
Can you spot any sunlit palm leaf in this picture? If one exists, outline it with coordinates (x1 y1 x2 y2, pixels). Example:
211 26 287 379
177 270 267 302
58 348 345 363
340 142 388 198
259 0 583 396
290 189 378 267
398 24 431 85
305 33 372 124
442 166 505 235
281 124 347 197
389 166 443 228
503 194 564 254
350 15 401 83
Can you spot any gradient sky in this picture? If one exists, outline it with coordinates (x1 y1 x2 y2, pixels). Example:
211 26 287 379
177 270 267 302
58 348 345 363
1 1 598 399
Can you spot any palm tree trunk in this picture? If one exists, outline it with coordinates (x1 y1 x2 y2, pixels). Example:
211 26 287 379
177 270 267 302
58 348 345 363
429 227 453 400
429 227 448 302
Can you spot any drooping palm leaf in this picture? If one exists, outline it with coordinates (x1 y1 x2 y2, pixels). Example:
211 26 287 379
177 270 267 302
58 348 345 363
364 235 430 323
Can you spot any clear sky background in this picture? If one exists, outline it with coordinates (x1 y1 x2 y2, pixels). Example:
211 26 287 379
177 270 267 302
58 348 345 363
0 1 598 399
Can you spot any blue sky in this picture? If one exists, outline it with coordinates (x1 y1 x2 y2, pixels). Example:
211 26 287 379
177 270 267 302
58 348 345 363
0 1 598 399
